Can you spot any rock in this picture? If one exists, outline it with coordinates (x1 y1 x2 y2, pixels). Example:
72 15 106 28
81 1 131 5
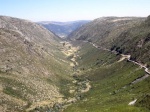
128 99 137 105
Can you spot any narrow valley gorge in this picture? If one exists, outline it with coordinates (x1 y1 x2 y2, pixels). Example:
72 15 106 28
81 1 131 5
0 15 150 112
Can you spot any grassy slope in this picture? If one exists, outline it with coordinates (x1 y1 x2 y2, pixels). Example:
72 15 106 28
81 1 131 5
68 16 149 67
0 17 73 111
110 19 150 66
64 42 150 112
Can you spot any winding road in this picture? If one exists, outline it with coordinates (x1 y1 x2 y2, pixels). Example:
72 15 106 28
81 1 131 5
80 40 149 106
83 40 150 75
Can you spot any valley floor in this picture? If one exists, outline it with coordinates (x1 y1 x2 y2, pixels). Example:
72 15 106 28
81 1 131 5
63 41 150 112
1 40 149 112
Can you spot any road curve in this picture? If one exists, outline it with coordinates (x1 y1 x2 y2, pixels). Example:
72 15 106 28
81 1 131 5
83 41 150 75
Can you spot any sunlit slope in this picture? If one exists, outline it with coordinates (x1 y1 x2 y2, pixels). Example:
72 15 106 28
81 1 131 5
0 16 72 111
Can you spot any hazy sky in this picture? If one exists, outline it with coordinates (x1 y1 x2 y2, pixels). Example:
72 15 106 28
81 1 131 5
0 0 150 22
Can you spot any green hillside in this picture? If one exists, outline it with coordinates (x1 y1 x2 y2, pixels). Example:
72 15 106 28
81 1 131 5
0 15 150 112
68 16 149 67
64 41 150 112
64 16 150 112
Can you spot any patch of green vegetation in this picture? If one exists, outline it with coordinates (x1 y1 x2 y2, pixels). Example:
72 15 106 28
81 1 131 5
44 52 74 98
136 94 150 110
58 78 74 98
76 43 119 71
0 76 36 101
3 86 27 101
64 43 150 112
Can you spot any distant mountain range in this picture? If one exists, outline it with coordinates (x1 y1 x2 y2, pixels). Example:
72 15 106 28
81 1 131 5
37 20 90 38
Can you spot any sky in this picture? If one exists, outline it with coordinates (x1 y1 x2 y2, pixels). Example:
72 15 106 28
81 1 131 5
0 0 150 22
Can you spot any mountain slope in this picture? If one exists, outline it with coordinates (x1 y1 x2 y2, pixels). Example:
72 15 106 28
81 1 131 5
38 20 90 38
63 16 150 112
64 41 150 112
68 17 144 43
1 15 150 112
110 16 150 66
0 16 72 111
68 16 150 67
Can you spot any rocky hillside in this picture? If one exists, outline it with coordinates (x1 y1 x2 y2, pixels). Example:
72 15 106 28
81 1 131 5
38 20 90 38
68 16 150 67
0 16 72 111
